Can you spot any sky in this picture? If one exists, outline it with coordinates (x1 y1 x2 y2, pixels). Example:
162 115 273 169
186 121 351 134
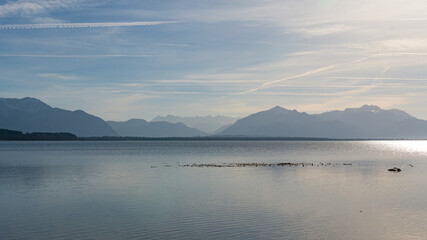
1 0 427 121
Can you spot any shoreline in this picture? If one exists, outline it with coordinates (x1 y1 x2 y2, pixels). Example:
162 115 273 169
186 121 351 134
2 137 426 141
1 129 426 141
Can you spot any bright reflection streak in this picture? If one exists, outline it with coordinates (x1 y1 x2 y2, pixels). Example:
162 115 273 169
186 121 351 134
373 141 427 154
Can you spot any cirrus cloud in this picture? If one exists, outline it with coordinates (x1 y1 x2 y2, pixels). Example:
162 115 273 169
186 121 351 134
0 21 180 29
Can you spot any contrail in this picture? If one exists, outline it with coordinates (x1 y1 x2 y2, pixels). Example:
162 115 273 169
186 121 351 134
240 65 336 94
0 54 153 58
240 52 427 94
0 21 180 30
329 77 427 81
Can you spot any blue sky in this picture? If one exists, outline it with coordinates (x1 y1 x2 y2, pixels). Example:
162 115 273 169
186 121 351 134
1 0 427 120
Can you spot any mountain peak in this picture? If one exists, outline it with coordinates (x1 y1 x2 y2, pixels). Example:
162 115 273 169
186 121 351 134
268 106 291 112
151 114 239 133
0 97 51 113
263 106 300 116
107 119 206 137
271 105 283 110
343 105 382 113
0 97 118 137
126 118 148 124
359 105 382 112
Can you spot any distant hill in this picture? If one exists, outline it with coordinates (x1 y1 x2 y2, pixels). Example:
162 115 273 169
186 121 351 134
107 119 207 137
0 97 118 137
218 106 361 138
218 105 427 139
151 115 238 133
317 105 427 139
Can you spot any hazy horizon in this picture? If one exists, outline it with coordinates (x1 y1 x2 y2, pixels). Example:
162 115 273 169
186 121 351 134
1 0 427 121
3 97 426 122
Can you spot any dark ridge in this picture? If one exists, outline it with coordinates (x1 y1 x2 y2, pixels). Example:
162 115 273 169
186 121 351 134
79 136 333 141
0 129 78 141
1 129 421 141
77 136 417 141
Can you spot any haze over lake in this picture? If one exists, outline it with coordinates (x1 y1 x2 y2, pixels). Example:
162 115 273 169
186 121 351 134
1 140 426 240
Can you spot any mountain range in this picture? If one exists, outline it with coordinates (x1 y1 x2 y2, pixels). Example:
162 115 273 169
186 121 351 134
1 97 427 139
219 105 427 139
0 97 117 137
316 105 423 139
0 97 207 138
151 115 238 133
219 106 360 138
107 119 206 137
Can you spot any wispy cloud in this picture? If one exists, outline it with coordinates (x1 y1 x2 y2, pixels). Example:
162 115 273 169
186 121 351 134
0 54 152 58
241 65 336 94
240 51 427 95
0 21 180 30
289 24 348 36
329 76 427 81
159 43 190 47
0 0 85 17
37 73 81 80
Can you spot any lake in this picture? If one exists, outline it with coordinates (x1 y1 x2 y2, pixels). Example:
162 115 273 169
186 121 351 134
1 141 426 240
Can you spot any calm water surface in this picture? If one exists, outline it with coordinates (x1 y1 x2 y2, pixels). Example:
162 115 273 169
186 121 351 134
1 141 426 240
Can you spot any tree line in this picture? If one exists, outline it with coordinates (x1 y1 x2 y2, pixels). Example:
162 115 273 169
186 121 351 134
0 129 78 140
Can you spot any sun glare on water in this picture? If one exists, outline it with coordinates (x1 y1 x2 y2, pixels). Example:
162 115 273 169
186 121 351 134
375 140 427 154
